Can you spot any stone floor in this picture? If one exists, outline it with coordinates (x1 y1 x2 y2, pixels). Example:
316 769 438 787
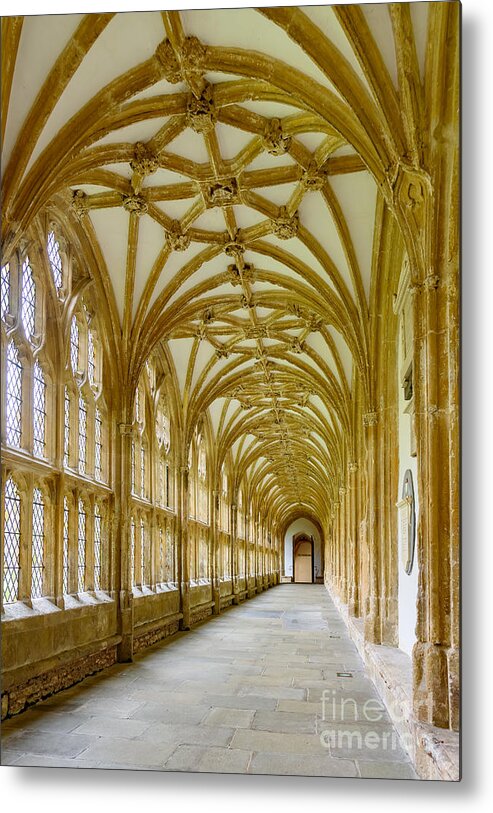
1 585 417 779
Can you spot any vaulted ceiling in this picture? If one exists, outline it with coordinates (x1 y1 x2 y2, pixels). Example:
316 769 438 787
1 4 430 529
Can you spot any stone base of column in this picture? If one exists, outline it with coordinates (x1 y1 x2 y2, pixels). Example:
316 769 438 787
364 595 381 644
213 588 221 615
447 647 460 732
117 590 133 662
180 586 191 630
413 641 451 729
381 597 399 647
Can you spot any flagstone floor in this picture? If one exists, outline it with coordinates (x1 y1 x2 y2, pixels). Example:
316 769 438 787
1 584 417 779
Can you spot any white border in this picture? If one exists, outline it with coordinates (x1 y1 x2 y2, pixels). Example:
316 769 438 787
2 0 493 807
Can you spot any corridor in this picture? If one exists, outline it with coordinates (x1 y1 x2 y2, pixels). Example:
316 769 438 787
1 586 416 778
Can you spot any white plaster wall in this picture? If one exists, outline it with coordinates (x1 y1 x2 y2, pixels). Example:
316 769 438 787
283 518 323 581
397 335 419 657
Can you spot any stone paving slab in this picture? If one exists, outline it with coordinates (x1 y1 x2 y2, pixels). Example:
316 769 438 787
1 585 418 779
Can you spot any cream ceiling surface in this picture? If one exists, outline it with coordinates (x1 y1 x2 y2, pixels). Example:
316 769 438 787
1 4 429 528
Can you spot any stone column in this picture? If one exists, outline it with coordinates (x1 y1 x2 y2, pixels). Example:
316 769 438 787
178 464 191 629
412 272 455 728
348 462 360 616
231 502 239 603
363 410 381 643
339 486 348 602
117 422 133 662
212 489 221 614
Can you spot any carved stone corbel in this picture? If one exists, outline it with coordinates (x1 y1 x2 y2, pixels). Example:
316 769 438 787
71 190 88 221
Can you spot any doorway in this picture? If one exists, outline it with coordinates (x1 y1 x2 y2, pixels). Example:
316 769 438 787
293 535 314 583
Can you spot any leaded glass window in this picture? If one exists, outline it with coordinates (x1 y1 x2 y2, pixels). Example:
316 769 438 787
94 504 102 590
159 528 164 582
31 488 45 599
21 257 36 340
159 458 165 506
131 440 136 493
63 496 69 594
47 230 63 291
166 464 171 508
130 518 136 587
78 394 87 474
6 341 22 447
95 407 102 481
140 519 146 586
3 478 21 604
77 499 86 592
166 527 173 582
64 387 70 467
1 263 10 321
88 329 95 386
140 445 146 499
33 360 46 457
70 316 79 373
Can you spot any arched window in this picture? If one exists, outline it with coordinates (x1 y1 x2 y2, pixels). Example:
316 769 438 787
77 498 86 592
94 503 102 590
47 230 63 291
21 256 36 341
70 316 79 373
130 517 136 587
33 360 47 457
3 477 21 604
78 394 87 474
1 262 10 321
31 488 45 599
63 496 70 594
6 341 23 447
94 407 103 481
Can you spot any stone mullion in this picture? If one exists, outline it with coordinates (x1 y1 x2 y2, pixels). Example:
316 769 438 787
21 350 33 454
67 490 78 595
46 489 59 604
18 479 33 603
85 492 95 591
178 465 190 629
363 411 381 643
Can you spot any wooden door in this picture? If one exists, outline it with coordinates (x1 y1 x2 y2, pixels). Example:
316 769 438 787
294 539 313 583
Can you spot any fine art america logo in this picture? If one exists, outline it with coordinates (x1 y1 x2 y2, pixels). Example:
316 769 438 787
319 690 412 752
